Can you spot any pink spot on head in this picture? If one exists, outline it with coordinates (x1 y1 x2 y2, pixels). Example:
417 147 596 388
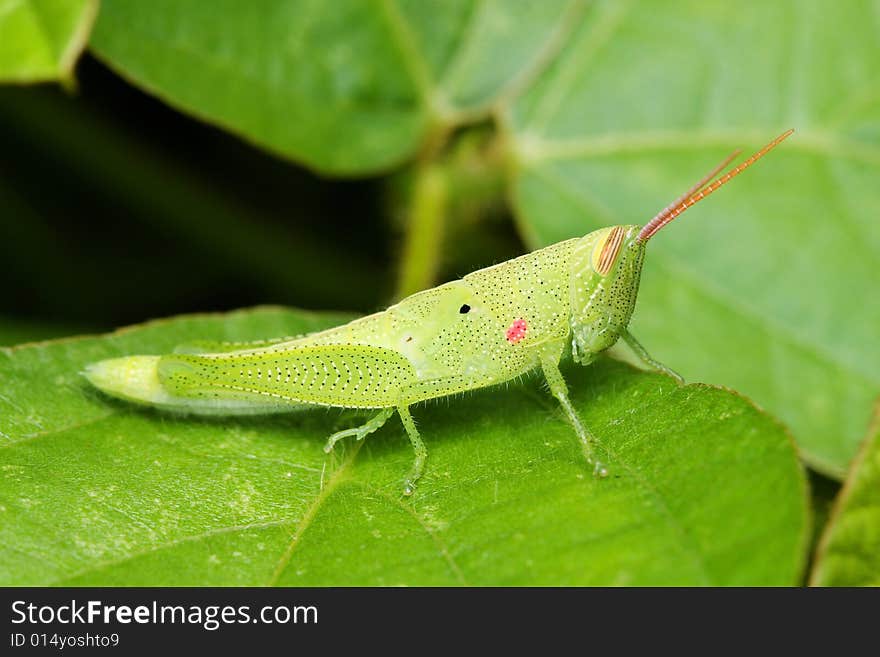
506 318 528 344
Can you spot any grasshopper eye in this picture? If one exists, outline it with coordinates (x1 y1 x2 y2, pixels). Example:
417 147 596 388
591 226 626 275
459 304 471 314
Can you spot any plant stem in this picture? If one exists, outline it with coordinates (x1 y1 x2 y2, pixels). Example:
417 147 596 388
394 163 448 299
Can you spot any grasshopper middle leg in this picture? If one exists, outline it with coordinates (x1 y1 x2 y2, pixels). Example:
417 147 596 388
540 349 608 478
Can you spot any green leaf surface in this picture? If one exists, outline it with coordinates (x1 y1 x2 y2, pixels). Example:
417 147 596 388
89 0 583 174
0 0 97 83
0 307 807 585
811 405 880 586
504 0 880 477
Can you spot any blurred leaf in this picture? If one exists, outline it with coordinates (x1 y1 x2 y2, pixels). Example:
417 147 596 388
88 0 584 174
810 404 880 586
505 0 880 477
0 0 97 83
0 307 807 585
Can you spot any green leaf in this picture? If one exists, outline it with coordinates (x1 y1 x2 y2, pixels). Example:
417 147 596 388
0 0 97 83
88 0 584 174
0 307 807 585
810 405 880 586
505 0 880 477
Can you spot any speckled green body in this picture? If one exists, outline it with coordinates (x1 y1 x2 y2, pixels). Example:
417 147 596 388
152 225 643 408
86 224 650 492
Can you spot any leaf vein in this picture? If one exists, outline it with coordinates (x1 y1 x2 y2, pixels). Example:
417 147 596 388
264 443 362 585
48 518 297 586
351 481 468 585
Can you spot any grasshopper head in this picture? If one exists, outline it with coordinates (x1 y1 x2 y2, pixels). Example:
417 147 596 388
569 225 645 363
567 130 794 364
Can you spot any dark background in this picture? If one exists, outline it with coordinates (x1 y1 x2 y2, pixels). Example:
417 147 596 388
1 56 457 341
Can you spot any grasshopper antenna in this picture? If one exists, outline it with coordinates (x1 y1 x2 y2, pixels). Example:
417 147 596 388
649 148 741 225
637 129 794 242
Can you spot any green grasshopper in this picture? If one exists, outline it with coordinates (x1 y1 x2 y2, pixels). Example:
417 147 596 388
86 130 792 494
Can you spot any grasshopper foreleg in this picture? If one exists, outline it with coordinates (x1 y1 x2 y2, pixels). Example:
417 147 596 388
621 328 684 383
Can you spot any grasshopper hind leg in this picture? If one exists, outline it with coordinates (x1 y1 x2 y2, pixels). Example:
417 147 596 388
323 408 394 453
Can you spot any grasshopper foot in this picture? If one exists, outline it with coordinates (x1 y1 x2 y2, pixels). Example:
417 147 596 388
402 462 425 497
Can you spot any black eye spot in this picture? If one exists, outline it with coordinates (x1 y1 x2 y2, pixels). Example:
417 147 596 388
459 304 471 314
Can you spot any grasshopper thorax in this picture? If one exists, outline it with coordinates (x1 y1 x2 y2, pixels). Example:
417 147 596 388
568 225 645 364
